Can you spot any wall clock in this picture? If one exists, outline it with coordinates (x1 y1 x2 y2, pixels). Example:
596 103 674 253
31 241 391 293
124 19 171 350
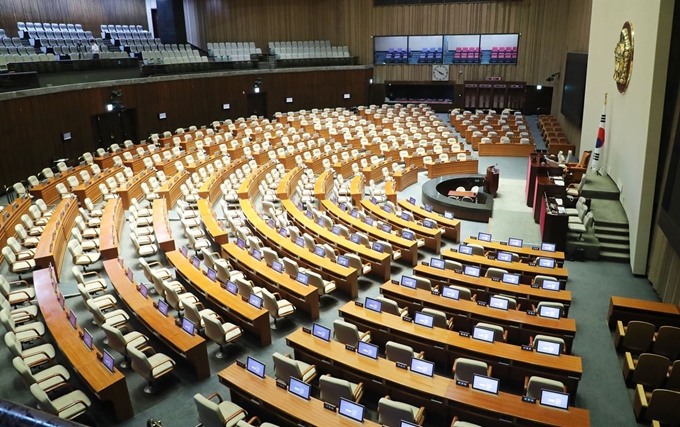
432 64 449 82
613 21 634 93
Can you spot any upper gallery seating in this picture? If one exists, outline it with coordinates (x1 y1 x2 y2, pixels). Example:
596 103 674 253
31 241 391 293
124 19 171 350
17 22 94 47
489 46 518 63
269 40 350 59
100 24 154 42
451 46 480 63
384 48 407 63
416 47 443 63
208 42 261 62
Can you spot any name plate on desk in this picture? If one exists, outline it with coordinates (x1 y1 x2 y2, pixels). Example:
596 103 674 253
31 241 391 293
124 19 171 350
396 362 408 370
451 248 458 253
532 246 540 250
302 327 311 334
391 279 399 284
521 345 534 351
487 255 495 260
236 360 246 368
477 301 487 307
522 396 537 404
324 403 337 412
345 344 356 352
454 269 463 274
354 301 364 307
491 277 500 282
528 262 537 266
526 310 537 316
422 262 429 267
456 380 469 387
531 284 540 288
500 242 507 245
431 290 440 296
459 331 470 338
275 380 287 390
403 316 413 323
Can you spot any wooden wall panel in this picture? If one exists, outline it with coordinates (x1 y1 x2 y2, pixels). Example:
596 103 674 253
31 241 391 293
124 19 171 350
0 68 370 186
0 0 148 38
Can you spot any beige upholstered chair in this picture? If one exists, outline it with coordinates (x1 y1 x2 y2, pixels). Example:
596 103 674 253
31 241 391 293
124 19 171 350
378 396 425 426
452 357 492 383
30 383 91 420
101 323 149 369
385 341 424 365
273 352 317 385
319 374 364 406
127 344 175 393
203 313 242 358
333 319 370 347
261 288 295 325
194 393 248 427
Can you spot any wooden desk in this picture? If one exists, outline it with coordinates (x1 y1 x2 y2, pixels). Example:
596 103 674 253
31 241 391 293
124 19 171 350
283 200 392 282
398 199 460 242
607 296 680 329
165 251 272 346
152 199 176 251
33 198 79 281
287 328 589 427
361 199 442 253
73 167 120 205
157 172 190 211
448 191 476 198
441 250 569 286
277 167 305 200
29 165 88 205
540 195 569 253
197 199 228 246
380 282 576 353
464 237 565 264
99 198 124 259
154 151 192 176
103 259 210 380
427 159 479 179
349 175 365 207
0 197 32 264
322 200 418 267
413 264 572 315
34 268 133 421
313 169 334 202
238 163 277 200
339 302 583 396
241 200 359 299
478 143 536 157
362 159 390 184
222 243 319 320
333 159 359 179
394 166 419 191
218 363 382 427
533 176 566 223
197 157 247 202
94 146 138 169
525 154 563 208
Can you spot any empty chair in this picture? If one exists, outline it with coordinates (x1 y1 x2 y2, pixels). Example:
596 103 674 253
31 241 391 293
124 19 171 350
29 383 91 421
634 387 680 425
234 276 263 299
485 267 508 280
72 266 107 295
319 374 364 407
667 361 680 391
305 270 336 296
5 331 54 369
1 293 38 324
203 313 242 358
2 247 35 278
15 225 39 248
0 275 35 306
524 376 566 399
194 392 247 427
86 299 129 331
261 288 295 325
625 351 670 392
532 275 559 287
333 319 370 346
475 322 507 342
452 357 492 383
7 237 35 261
273 352 317 385
651 326 680 359
67 241 100 270
466 243 485 256
101 323 149 369
127 344 175 393
376 296 408 318
378 396 425 427
421 307 454 329
385 341 424 365
0 309 45 342
450 417 482 427
13 356 70 393
615 320 656 353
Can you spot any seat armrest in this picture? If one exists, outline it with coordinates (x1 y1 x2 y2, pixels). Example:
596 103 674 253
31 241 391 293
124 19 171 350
633 384 648 421
523 375 529 394
623 352 635 383
487 366 493 377
353 382 364 403
414 406 425 425
359 331 371 342
206 392 223 403
614 320 625 349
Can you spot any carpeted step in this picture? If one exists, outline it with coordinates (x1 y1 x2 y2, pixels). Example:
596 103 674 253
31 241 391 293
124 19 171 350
599 241 630 254
594 225 629 236
595 232 629 244
599 250 630 262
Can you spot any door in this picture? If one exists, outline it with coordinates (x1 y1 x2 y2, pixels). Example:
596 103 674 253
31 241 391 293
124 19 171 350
247 93 267 118
91 109 138 149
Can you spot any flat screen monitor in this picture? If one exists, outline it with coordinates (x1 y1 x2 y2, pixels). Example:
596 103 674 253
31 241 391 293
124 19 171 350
414 312 434 328
236 238 245 249
226 281 238 295
382 224 392 233
536 339 562 356
372 242 384 253
410 357 435 377
181 318 195 336
266 219 274 228
351 210 359 219
502 273 520 285
422 219 434 229
365 297 382 313
371 197 377 205
83 329 93 350
191 256 201 269
489 296 509 311
246 356 265 379
541 242 556 252
139 283 149 298
401 275 417 289
401 212 411 221
338 397 365 423
365 217 374 226
337 256 350 267
297 202 303 211
538 258 556 268
424 204 433 212
289 377 311 400
317 217 325 227
332 226 341 235
508 238 523 248
497 252 513 263
312 323 331 341
249 293 263 309
541 280 561 291
540 389 569 409
272 260 283 273
402 230 414 241
126 268 134 282
350 234 361 244
296 272 309 286
181 245 189 257
472 374 499 394
102 350 115 373
57 292 65 310
314 246 326 257
306 210 313 219
539 305 561 319
458 245 473 255
472 326 495 343
478 232 492 242
408 197 416 205
295 237 305 247
68 311 77 329
444 211 454 220
430 258 445 269
252 249 262 261
207 268 217 282
464 265 480 277
157 299 169 316
442 286 460 300
383 204 391 213
357 341 379 359
279 227 288 237
401 422 419 427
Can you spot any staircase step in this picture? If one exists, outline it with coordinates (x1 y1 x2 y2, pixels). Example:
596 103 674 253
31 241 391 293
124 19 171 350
594 225 629 236
600 250 630 262
600 242 630 253
595 233 629 243
594 219 629 229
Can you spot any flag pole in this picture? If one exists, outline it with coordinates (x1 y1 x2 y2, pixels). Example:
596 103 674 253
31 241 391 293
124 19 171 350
591 93 607 173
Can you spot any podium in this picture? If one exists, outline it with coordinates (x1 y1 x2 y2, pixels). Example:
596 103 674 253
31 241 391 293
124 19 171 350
540 194 569 252
484 166 499 195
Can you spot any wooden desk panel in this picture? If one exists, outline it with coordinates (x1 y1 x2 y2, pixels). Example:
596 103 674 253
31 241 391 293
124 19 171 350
154 152 192 176
115 170 153 209
394 166 419 191
157 172 190 211
478 143 536 157
333 159 358 179
99 198 124 259
219 363 382 427
33 198 79 281
287 328 589 427
34 268 133 421
152 199 176 251
313 169 334 202
463 237 566 262
197 157 247 202
362 160 390 184
608 296 680 329
442 250 569 286
380 282 576 353
73 167 121 205
165 251 272 346
94 146 138 169
349 175 365 207
239 163 277 200
29 165 89 205
0 197 32 265
197 199 228 246
222 243 319 320
427 160 479 179
339 302 582 396
103 259 210 380
398 199 460 242
277 167 305 200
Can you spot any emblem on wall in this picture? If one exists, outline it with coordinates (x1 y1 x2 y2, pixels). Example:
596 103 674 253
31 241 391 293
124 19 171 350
613 21 634 93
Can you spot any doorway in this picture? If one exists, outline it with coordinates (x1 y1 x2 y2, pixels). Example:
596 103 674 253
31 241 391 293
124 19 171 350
247 92 267 118
91 109 138 149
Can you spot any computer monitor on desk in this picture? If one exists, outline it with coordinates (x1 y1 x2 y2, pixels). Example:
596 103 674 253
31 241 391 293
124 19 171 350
536 339 561 356
312 323 331 342
537 258 556 268
365 297 382 313
540 389 569 409
246 356 265 379
442 286 460 300
464 265 480 277
459 245 473 255
502 273 520 285
478 232 492 242
541 279 561 291
473 326 495 343
338 398 365 423
489 296 509 310
472 374 499 394
401 275 417 289
357 341 379 359
289 377 311 400
410 357 435 377
541 242 556 252
414 311 434 328
508 238 523 247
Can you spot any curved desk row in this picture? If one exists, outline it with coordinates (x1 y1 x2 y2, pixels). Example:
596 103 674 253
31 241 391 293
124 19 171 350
34 197 79 281
29 164 90 205
99 198 124 259
0 196 32 265
73 166 122 205
197 199 228 246
397 199 460 242
152 199 176 251
427 159 480 179
463 237 565 264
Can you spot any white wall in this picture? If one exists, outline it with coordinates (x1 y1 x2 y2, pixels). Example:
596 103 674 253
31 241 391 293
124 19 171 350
145 0 156 37
580 0 674 274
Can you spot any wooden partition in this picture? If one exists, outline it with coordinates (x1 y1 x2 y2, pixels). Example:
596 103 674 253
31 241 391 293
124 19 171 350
33 197 79 281
0 196 32 265
99 198 124 259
